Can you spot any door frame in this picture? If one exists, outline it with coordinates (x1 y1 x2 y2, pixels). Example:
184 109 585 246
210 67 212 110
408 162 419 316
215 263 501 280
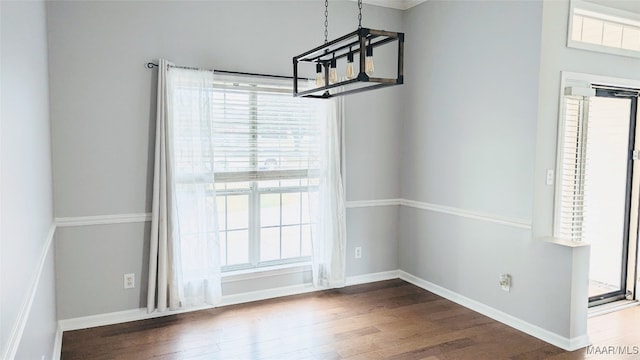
586 86 638 307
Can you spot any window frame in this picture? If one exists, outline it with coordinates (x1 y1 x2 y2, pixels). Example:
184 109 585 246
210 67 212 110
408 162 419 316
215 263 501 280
209 77 321 272
568 0 640 59
215 181 318 272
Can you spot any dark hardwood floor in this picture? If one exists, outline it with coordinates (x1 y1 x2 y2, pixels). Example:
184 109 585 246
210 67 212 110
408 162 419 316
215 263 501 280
60 279 640 359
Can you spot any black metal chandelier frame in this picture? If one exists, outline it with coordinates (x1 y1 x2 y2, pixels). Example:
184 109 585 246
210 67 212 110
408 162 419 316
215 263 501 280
293 2 404 99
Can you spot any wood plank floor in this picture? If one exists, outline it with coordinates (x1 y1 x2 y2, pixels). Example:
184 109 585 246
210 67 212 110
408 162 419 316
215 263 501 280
60 279 640 359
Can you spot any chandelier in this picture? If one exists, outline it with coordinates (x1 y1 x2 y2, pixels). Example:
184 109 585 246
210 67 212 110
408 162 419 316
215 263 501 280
293 0 404 98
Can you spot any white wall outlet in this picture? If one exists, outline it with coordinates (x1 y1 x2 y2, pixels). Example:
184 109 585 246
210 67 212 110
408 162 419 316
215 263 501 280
499 274 511 292
355 246 362 259
124 273 135 289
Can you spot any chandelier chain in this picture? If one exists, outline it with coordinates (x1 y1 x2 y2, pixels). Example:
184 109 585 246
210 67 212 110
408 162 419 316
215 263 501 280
358 0 362 29
324 0 329 44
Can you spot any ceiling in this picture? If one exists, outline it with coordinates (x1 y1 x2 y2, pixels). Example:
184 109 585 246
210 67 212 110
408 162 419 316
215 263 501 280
584 0 640 14
358 0 428 11
362 0 640 13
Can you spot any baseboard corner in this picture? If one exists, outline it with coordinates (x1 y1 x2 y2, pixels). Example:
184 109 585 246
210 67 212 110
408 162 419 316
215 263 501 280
397 270 585 352
566 334 591 351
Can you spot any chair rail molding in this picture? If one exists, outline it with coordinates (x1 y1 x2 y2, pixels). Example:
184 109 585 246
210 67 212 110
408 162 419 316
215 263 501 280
54 199 531 230
2 223 56 360
55 213 152 227
400 199 532 230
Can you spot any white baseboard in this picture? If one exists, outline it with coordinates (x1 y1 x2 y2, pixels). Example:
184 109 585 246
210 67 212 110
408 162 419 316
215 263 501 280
1 223 56 360
58 271 394 332
398 270 590 351
56 270 588 354
345 270 400 286
59 307 174 332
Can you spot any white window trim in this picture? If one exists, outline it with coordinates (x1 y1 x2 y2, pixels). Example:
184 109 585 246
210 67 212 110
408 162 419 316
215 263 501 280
221 261 311 283
209 76 323 272
216 183 316 273
568 0 640 59
552 71 640 243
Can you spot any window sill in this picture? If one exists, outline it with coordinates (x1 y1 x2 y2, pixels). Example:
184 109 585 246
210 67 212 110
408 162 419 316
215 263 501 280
541 236 591 248
221 262 312 283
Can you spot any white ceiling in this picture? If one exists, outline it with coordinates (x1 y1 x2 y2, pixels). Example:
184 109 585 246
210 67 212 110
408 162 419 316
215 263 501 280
366 0 640 13
584 0 640 14
358 0 428 11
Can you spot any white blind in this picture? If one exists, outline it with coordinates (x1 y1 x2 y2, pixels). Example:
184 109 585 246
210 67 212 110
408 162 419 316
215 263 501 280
170 71 320 184
556 95 588 241
211 75 321 182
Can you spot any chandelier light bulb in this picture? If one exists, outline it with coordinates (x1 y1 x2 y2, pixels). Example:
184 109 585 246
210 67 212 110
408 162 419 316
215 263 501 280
365 44 374 76
315 63 325 87
345 51 356 80
329 58 338 84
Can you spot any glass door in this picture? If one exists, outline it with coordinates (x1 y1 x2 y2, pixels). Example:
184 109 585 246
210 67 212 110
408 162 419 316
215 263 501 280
585 88 638 307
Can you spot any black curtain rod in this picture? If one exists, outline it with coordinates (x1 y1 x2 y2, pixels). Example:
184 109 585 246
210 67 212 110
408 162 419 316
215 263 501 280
145 62 311 81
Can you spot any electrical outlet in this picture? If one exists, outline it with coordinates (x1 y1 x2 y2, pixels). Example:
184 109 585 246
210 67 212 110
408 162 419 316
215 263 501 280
124 273 135 289
499 274 511 292
355 247 362 259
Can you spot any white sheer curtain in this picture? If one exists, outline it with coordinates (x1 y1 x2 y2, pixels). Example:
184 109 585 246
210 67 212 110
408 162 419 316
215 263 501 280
147 59 182 312
311 98 347 288
147 60 222 312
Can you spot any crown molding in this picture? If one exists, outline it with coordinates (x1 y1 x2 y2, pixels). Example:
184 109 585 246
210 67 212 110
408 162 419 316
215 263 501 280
356 0 428 11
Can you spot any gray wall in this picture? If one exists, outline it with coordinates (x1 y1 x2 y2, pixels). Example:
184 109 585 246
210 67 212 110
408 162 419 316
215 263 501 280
0 0 57 358
47 0 403 319
399 0 581 338
55 223 150 320
401 0 536 219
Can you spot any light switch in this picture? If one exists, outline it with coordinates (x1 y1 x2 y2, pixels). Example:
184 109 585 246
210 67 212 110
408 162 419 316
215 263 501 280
546 169 554 186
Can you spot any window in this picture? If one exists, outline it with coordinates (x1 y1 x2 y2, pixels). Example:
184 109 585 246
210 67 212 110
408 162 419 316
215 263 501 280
173 73 323 272
568 0 640 58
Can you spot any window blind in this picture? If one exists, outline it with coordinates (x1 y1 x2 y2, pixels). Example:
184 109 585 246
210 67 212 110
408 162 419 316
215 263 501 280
210 75 321 183
170 71 320 184
556 95 589 241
